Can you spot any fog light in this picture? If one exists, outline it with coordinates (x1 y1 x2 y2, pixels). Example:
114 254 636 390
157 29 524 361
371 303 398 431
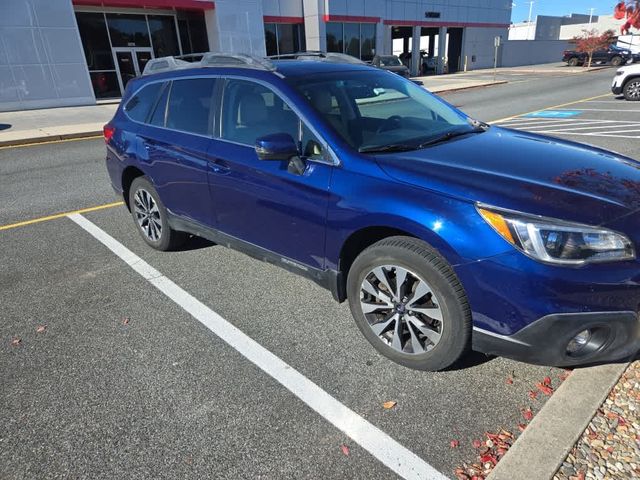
566 329 592 354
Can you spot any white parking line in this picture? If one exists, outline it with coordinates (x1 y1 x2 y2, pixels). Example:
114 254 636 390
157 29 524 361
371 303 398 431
526 123 640 133
557 108 640 112
66 213 447 480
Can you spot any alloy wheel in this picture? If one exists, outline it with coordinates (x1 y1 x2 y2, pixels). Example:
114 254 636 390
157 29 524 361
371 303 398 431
360 265 444 354
133 188 162 242
627 81 640 100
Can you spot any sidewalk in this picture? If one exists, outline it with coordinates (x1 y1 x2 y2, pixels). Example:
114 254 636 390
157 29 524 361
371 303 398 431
0 103 118 147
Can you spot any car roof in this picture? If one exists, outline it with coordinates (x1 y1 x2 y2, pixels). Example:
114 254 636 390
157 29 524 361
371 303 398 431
271 60 374 77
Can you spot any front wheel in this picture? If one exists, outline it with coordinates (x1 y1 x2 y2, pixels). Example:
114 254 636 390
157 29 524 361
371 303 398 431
567 57 579 67
129 176 187 251
610 56 624 67
346 237 471 371
624 79 640 101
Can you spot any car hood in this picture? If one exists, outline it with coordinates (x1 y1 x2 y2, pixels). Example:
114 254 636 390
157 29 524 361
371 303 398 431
373 127 640 227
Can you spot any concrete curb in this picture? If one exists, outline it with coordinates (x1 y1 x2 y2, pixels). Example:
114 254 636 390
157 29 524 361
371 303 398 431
487 362 629 480
427 80 508 94
0 130 103 147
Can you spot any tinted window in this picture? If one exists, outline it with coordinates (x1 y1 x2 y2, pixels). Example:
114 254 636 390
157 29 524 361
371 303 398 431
326 22 343 53
166 78 216 135
76 13 114 71
344 23 360 58
125 82 164 122
149 83 170 127
264 23 277 56
221 80 298 145
361 23 376 61
106 14 150 47
148 15 180 57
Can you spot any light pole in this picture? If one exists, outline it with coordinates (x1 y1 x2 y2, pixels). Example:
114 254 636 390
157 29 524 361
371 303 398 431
588 8 595 27
526 1 535 40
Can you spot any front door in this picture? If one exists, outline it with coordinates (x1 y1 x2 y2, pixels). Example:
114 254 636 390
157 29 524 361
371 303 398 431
208 78 332 271
113 48 154 95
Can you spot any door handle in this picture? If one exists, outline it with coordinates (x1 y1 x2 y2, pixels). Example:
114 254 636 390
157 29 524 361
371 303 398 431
209 159 230 174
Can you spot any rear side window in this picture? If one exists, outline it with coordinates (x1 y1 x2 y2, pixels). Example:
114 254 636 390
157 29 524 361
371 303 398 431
124 82 164 123
149 83 170 127
166 78 217 135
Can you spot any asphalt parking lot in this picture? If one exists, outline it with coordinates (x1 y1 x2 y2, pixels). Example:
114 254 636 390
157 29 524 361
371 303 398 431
1 67 637 479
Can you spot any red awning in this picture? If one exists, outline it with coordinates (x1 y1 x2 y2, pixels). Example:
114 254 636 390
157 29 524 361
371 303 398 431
73 0 214 10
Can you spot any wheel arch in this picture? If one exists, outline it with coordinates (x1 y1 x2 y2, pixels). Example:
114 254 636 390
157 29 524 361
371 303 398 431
121 166 146 211
335 222 462 302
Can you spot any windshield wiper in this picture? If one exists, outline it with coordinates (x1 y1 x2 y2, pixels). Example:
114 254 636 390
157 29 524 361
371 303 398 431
416 126 486 149
359 143 419 154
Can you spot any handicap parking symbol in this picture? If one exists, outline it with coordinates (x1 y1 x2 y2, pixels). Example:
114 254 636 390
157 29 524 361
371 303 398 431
524 110 582 119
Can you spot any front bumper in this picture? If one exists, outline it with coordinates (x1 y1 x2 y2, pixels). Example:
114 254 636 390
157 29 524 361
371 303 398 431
472 311 640 366
612 85 623 95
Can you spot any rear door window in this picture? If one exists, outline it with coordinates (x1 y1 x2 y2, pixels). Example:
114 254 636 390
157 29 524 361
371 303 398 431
165 78 217 135
148 82 170 127
124 81 164 123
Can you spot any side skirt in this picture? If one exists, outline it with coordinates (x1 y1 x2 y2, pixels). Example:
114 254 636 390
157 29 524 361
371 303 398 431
167 211 345 302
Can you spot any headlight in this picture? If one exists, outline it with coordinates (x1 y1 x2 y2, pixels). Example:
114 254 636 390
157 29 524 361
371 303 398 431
477 205 635 265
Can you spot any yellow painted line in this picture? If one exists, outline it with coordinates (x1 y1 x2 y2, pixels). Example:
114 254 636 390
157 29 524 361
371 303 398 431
0 201 124 231
0 135 103 150
489 93 613 125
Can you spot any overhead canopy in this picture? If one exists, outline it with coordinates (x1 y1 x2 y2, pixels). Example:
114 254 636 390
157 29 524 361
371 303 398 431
72 0 214 10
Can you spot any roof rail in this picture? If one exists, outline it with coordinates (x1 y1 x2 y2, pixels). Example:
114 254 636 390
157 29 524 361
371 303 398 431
200 52 276 71
142 56 191 76
267 51 366 65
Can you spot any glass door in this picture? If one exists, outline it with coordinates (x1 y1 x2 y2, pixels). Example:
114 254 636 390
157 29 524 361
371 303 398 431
112 48 154 95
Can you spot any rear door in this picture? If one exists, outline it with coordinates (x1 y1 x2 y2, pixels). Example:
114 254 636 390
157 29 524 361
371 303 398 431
136 77 218 227
207 78 333 270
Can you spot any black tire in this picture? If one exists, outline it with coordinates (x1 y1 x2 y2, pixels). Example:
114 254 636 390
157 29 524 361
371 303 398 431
346 236 471 371
567 57 579 67
129 176 187 251
610 56 624 67
623 78 640 101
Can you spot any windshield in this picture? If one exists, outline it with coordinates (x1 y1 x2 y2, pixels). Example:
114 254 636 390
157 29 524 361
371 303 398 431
288 70 472 152
379 56 402 66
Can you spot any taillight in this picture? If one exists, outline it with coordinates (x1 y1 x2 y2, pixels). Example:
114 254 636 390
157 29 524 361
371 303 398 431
103 124 115 143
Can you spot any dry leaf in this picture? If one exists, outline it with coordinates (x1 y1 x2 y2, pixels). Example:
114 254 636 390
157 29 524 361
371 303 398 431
472 439 483 448
36 325 47 334
522 408 533 421
517 423 527 432
340 444 350 456
10 337 21 347
382 401 397 410
450 440 460 448
505 377 513 385
122 317 130 325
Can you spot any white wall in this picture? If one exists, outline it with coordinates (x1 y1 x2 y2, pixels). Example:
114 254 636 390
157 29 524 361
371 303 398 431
500 40 571 67
207 0 266 55
0 0 95 112
463 27 505 70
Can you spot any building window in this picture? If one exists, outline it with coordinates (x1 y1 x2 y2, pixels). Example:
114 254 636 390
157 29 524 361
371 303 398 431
177 11 209 55
148 15 180 57
264 23 305 56
106 13 151 48
325 22 376 61
76 12 120 99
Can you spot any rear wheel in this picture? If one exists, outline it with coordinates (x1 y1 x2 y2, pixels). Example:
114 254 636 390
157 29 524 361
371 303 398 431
610 56 624 67
346 237 471 371
129 176 187 251
567 57 579 67
624 79 640 101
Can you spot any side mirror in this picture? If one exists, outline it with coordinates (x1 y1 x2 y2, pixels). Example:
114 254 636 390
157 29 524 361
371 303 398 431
255 133 298 161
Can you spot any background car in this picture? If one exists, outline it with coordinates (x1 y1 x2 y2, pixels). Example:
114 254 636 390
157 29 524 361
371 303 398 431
563 46 633 67
612 62 640 100
371 55 410 78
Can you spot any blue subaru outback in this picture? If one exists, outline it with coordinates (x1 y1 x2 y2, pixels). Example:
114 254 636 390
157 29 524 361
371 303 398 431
105 53 640 371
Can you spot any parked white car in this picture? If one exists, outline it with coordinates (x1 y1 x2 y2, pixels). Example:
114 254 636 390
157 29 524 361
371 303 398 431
612 63 640 101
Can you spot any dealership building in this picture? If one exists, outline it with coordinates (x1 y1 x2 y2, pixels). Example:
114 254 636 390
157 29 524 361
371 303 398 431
0 0 511 111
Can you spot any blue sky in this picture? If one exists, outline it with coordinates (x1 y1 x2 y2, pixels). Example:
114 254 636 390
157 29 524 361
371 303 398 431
511 1 615 23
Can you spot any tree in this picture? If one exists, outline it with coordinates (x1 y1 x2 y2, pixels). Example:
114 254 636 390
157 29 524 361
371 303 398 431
572 29 616 68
